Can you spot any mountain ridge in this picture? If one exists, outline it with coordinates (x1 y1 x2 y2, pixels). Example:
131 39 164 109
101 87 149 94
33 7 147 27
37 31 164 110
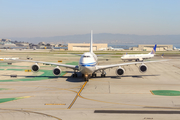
8 33 180 44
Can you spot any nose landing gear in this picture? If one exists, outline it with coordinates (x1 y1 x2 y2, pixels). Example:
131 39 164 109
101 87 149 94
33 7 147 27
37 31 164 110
84 74 89 81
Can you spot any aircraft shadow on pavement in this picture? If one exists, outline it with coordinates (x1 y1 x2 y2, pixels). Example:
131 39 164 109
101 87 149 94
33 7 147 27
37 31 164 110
1 73 160 82
2 75 70 79
66 72 85 82
110 74 160 79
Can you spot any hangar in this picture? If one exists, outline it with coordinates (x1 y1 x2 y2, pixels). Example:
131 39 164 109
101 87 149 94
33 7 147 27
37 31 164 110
68 43 107 51
132 44 173 51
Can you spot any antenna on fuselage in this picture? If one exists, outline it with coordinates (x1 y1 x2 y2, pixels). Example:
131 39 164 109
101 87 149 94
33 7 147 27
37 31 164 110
90 30 93 53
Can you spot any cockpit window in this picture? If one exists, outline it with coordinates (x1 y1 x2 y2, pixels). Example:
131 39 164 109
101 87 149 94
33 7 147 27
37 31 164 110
83 56 90 58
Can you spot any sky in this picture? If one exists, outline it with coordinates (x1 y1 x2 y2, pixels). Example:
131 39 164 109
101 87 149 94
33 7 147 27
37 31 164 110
0 0 180 38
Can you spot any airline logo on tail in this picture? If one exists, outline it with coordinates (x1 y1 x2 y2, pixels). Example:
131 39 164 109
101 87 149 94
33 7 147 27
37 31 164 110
150 44 157 54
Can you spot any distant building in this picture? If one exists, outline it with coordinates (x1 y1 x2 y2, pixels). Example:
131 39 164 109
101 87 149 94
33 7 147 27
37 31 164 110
38 42 46 46
0 39 11 42
68 43 108 51
29 44 39 49
0 43 16 49
132 44 173 51
16 43 29 46
54 44 59 47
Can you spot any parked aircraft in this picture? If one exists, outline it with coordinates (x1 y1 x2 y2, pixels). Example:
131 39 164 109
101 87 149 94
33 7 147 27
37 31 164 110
121 44 157 62
174 47 180 51
10 32 165 81
113 48 124 51
164 47 172 51
0 57 19 60
107 46 124 51
98 48 107 51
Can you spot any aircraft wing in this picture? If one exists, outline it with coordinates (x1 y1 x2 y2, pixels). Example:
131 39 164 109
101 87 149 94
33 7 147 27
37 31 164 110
96 60 168 70
69 53 82 56
97 54 112 57
10 59 78 70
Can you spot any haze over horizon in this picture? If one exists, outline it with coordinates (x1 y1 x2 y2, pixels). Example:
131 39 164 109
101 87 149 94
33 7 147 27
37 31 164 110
1 0 180 39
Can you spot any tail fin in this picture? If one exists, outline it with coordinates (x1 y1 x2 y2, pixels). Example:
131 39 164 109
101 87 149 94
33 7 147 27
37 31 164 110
149 44 157 54
161 53 164 58
90 30 93 53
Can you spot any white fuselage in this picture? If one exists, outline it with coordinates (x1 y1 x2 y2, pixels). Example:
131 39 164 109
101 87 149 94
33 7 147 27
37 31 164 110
121 54 154 61
79 52 98 75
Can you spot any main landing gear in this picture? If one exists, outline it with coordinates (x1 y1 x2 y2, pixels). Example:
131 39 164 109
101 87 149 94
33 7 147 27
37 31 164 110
92 73 97 78
101 70 106 77
72 70 78 77
72 74 77 77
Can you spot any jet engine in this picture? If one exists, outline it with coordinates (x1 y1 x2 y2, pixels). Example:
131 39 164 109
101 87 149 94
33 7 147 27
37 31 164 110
139 64 147 73
31 63 40 72
53 66 61 76
116 67 125 76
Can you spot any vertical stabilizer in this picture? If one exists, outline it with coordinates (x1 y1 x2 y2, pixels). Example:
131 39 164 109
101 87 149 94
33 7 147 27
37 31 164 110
149 44 157 54
90 30 93 53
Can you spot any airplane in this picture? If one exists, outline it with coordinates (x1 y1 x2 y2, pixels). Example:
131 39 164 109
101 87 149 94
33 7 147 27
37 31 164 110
0 57 19 60
9 31 166 81
98 48 107 51
113 48 124 51
107 46 124 51
174 47 180 51
164 47 172 51
121 44 157 62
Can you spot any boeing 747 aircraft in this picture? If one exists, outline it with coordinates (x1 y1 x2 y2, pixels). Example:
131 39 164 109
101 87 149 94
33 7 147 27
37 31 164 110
121 44 157 62
10 31 165 81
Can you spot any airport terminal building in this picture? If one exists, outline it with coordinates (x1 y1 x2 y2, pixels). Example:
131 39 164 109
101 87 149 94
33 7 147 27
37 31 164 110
132 44 173 51
68 43 107 51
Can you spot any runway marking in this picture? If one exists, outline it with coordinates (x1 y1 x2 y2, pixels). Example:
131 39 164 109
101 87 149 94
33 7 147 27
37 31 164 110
79 93 177 108
2 107 180 111
43 86 79 93
62 73 67 76
78 94 180 109
150 90 154 95
67 81 87 109
25 69 32 72
173 65 180 69
79 94 143 107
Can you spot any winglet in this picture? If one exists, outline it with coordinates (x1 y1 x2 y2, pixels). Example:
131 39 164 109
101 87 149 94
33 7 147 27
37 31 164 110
90 30 93 53
149 44 157 54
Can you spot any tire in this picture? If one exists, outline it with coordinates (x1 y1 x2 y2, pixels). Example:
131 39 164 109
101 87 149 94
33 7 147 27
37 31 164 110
92 74 96 78
84 77 88 81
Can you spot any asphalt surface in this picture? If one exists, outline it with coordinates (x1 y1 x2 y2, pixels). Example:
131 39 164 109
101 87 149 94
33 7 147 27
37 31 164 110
0 49 180 120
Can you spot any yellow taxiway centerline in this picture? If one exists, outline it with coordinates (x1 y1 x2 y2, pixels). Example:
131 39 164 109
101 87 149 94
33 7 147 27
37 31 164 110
67 81 87 109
